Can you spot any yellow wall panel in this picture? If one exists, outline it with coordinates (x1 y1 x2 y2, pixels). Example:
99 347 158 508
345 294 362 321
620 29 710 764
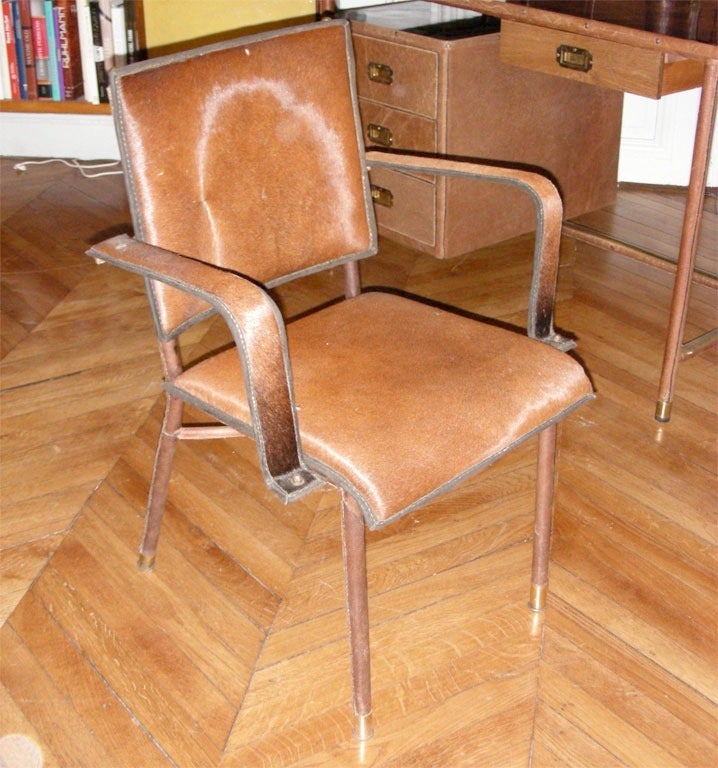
143 0 316 49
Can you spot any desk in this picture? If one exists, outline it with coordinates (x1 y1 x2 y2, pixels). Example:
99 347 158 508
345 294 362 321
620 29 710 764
434 0 717 423
326 0 717 422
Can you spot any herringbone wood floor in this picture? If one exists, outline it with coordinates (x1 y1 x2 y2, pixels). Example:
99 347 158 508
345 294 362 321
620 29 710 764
1 156 716 767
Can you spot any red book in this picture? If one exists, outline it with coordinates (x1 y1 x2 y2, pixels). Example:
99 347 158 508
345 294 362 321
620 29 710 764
18 0 37 98
2 1 20 98
29 0 51 97
54 0 81 99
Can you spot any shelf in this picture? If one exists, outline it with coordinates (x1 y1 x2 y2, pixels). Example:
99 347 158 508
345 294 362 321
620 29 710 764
0 100 111 115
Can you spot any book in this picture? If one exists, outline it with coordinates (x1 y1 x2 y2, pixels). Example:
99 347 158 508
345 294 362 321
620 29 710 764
109 0 124 65
43 0 60 98
29 0 50 97
123 0 138 61
18 0 37 98
76 0 97 103
0 5 10 96
10 0 27 98
54 0 82 99
88 0 107 102
1 1 20 98
97 0 110 69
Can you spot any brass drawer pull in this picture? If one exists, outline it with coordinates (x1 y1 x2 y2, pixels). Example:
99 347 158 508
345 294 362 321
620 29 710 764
367 123 393 147
556 44 593 72
367 61 393 85
370 184 394 208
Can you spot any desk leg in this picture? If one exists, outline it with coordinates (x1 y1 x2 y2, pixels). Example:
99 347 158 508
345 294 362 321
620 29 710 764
655 59 718 422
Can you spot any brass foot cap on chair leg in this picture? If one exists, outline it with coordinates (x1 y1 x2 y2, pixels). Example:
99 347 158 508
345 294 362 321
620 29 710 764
528 583 547 612
352 713 374 741
137 553 156 571
655 401 672 422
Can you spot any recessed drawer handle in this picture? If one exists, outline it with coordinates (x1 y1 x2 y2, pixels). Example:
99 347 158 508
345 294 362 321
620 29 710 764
556 44 593 73
367 61 393 85
367 123 393 147
370 184 394 208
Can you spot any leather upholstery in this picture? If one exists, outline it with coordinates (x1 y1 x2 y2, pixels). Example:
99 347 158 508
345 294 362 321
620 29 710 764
112 22 376 338
171 291 592 528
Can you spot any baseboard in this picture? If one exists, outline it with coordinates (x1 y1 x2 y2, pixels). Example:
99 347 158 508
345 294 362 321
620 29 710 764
0 112 120 161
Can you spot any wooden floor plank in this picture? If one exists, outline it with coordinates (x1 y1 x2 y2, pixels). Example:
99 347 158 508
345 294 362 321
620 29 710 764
548 596 717 746
539 625 715 767
32 540 227 767
0 682 62 768
0 622 132 768
532 701 627 768
8 591 172 767
550 564 715 702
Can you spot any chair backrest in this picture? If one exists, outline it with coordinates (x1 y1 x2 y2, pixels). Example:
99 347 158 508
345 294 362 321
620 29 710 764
110 21 377 338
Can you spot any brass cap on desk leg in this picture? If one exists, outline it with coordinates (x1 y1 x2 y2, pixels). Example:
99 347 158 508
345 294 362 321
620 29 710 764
137 553 156 571
655 401 672 422
353 713 374 741
528 583 547 612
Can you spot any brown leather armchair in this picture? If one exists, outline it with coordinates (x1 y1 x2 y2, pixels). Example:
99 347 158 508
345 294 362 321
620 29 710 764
88 20 593 741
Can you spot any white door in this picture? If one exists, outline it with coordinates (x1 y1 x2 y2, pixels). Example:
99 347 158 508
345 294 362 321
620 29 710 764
618 89 718 186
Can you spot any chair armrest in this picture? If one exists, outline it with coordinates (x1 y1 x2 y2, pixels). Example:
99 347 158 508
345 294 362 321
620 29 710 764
87 234 321 503
365 150 573 350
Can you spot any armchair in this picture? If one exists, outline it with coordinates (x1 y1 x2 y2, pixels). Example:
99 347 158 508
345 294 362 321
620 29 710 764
88 20 592 741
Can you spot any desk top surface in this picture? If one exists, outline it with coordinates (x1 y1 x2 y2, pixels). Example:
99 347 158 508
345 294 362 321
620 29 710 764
434 0 718 58
508 1 716 44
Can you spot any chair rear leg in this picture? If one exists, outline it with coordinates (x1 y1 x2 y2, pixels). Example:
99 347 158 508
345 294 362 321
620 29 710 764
138 393 184 571
529 423 558 612
341 492 374 740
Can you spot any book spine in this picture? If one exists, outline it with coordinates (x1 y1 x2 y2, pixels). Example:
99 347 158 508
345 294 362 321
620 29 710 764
109 0 124 66
10 0 27 98
2 1 20 98
75 0 97 103
0 3 11 96
123 0 135 60
52 2 63 95
88 0 106 102
18 0 37 98
97 0 110 69
29 0 50 97
55 0 82 99
43 0 59 98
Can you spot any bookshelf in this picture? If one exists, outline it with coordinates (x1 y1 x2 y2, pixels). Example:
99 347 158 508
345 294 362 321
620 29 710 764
0 98 109 114
1 1 322 115
0 1 320 157
1 0 145 115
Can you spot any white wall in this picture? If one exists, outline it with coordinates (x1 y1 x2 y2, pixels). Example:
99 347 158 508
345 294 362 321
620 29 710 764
0 112 120 160
619 90 718 187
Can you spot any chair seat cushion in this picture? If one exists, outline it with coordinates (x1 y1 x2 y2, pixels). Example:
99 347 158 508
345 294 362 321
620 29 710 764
171 292 592 528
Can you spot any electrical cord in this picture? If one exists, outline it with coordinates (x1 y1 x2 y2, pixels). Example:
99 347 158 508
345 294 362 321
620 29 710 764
13 157 123 178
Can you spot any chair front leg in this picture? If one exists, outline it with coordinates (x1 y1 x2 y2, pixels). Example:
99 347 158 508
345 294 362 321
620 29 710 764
341 491 374 740
138 393 184 571
529 423 558 611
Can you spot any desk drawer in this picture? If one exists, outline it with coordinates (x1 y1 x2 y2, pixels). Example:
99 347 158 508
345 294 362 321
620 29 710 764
358 100 437 155
500 20 705 98
352 33 439 118
368 167 436 247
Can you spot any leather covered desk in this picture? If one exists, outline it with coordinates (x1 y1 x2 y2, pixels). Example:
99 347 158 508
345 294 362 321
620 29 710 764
323 1 717 421
431 1 718 422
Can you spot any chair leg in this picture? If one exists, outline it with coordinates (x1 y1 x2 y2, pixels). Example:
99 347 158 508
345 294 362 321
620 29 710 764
340 492 374 741
138 394 184 571
529 423 558 612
